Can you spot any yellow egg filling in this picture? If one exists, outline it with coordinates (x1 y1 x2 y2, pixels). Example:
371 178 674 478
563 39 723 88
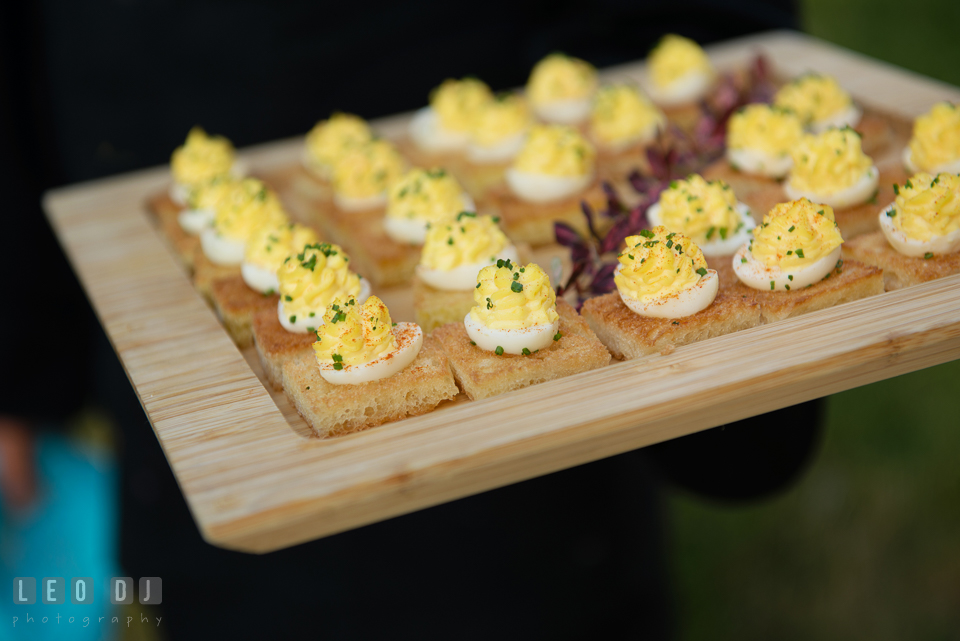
187 175 237 211
614 227 708 302
470 261 559 330
171 126 235 188
305 113 372 171
527 53 597 104
244 221 320 272
774 74 853 126
386 168 466 222
212 179 288 241
590 84 664 146
420 212 509 270
908 103 960 171
789 128 873 194
313 296 397 368
750 199 843 269
648 34 712 88
513 125 595 177
431 77 493 133
470 94 531 147
277 243 362 320
727 104 804 156
332 139 405 199
657 175 742 242
891 172 960 241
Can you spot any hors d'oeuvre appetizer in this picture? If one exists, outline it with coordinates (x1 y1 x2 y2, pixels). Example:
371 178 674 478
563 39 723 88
644 34 714 125
784 128 879 209
303 112 373 181
413 213 521 333
331 138 406 212
646 174 755 262
210 221 321 348
433 261 609 399
409 77 493 156
581 227 762 360
726 198 883 322
383 168 475 245
726 104 804 180
169 126 240 206
282 296 458 438
774 74 861 133
526 52 597 125
589 84 666 179
485 124 605 246
844 172 960 290
252 242 369 389
466 93 533 165
903 102 960 175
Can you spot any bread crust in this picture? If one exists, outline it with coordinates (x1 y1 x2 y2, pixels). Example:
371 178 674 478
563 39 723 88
433 299 610 400
843 231 960 290
148 192 198 271
252 307 317 390
412 277 477 335
281 336 458 438
210 275 280 347
191 245 241 305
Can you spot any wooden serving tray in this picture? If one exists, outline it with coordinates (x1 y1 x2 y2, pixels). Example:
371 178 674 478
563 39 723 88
43 31 960 553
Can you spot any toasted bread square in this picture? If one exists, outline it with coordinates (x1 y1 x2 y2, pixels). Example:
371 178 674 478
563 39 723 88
580 288 763 360
713 258 884 323
479 181 607 247
281 337 458 438
191 245 241 305
252 307 317 390
148 193 199 270
596 144 652 183
455 159 509 200
319 206 420 289
412 277 476 335
432 300 610 400
855 111 895 157
701 158 780 204
843 231 960 290
209 275 280 347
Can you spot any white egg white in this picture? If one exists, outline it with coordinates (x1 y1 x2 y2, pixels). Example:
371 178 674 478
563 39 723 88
615 264 718 319
169 182 190 206
409 107 469 153
277 279 372 333
532 98 593 125
467 132 528 164
317 322 423 385
334 192 388 213
727 146 793 178
383 194 477 245
902 146 960 175
241 261 280 294
809 104 862 133
416 244 520 291
464 312 559 355
647 202 756 257
646 70 713 107
506 168 592 203
878 203 960 258
200 228 246 266
784 165 879 210
178 208 215 235
732 243 841 292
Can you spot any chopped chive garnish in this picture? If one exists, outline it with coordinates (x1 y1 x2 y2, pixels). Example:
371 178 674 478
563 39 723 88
553 331 562 341
495 346 504 355
510 281 523 293
924 252 934 259
696 267 708 276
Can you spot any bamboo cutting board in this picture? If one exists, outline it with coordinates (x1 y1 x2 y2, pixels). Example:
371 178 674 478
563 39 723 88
43 31 960 553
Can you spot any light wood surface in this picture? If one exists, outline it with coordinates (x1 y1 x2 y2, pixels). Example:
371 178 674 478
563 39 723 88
43 31 960 553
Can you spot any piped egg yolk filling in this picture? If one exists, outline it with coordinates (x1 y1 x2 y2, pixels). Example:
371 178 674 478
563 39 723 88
278 243 362 320
790 129 873 194
727 104 804 156
658 175 742 241
431 77 493 133
590 84 664 146
648 34 712 88
386 168 466 222
187 175 236 211
420 212 508 270
774 75 852 126
908 103 960 171
470 261 559 330
244 221 320 272
513 125 595 177
313 296 396 368
750 199 843 269
305 113 372 170
171 126 235 188
891 172 960 241
615 227 708 302
332 139 404 199
470 94 531 147
212 179 288 241
527 53 597 104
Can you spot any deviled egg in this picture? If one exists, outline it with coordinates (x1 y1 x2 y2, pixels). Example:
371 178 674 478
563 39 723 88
241 221 320 294
467 93 533 163
416 212 519 290
645 34 714 107
506 124 595 203
726 104 804 178
331 139 405 212
784 128 879 209
774 74 861 133
526 52 597 124
303 113 373 180
170 126 239 206
903 102 960 175
589 84 665 152
383 168 475 245
409 77 493 153
879 172 960 257
200 178 288 266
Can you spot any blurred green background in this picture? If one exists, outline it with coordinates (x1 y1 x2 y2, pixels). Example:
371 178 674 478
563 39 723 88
668 6 960 639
